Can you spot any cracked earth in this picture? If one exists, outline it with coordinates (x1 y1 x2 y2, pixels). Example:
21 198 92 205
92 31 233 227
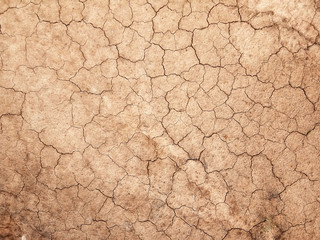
0 0 320 239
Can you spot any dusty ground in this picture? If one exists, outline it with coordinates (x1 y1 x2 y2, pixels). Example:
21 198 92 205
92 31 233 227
0 0 320 239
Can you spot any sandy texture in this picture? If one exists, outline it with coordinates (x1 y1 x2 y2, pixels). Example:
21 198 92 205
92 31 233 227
1 0 320 239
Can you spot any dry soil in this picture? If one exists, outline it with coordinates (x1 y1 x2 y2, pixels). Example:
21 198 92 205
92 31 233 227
0 0 320 239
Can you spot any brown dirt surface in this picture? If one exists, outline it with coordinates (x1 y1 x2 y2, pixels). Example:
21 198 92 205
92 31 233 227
0 0 320 239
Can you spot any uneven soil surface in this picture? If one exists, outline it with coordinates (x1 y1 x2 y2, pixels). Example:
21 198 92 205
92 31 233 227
1 0 320 239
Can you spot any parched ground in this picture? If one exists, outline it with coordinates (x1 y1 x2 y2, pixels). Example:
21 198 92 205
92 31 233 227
0 0 320 239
